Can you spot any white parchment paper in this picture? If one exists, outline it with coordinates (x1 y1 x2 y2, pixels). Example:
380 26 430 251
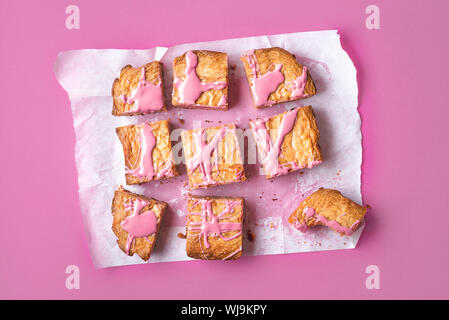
55 30 362 268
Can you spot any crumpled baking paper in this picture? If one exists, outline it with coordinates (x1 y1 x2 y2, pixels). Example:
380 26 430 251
55 30 362 268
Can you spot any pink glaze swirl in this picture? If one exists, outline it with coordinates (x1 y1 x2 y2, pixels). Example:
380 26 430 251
123 67 164 113
222 246 242 260
293 207 360 236
251 107 298 177
285 66 309 100
121 198 158 254
251 107 321 177
188 199 242 257
126 123 174 180
243 50 284 107
174 51 227 106
186 125 241 188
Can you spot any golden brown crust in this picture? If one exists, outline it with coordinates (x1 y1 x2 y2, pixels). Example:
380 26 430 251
186 196 244 260
111 186 167 261
181 123 246 189
112 61 167 116
172 50 228 109
250 105 323 179
115 120 179 185
240 47 316 108
288 188 367 235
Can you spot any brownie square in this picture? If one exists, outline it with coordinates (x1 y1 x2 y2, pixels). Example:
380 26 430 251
186 196 244 260
116 120 178 185
112 61 166 116
249 105 322 179
288 188 367 236
112 187 167 261
240 47 316 108
172 50 228 110
181 123 246 189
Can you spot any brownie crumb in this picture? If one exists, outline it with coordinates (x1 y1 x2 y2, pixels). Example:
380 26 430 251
178 118 185 124
230 64 237 70
299 171 304 175
205 120 213 123
366 204 371 209
177 233 186 239
272 198 278 201
247 230 256 242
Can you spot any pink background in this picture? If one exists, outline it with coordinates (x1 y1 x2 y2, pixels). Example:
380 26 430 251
0 0 448 299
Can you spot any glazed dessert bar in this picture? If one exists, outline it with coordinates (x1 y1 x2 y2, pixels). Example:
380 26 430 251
186 196 244 260
112 61 166 115
112 187 167 261
241 47 316 108
116 120 178 185
181 123 246 189
288 188 367 236
249 105 322 179
172 50 229 109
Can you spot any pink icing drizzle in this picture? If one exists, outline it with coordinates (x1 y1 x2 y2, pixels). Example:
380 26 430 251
222 246 242 260
121 198 158 254
293 207 360 236
217 94 227 107
188 199 242 252
123 67 164 113
186 126 228 187
126 123 173 180
174 51 227 106
285 66 309 99
243 50 285 107
251 107 322 176
251 107 299 177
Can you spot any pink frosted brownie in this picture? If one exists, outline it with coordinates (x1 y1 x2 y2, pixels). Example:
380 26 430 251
249 105 322 179
112 187 167 261
186 196 244 260
288 188 367 236
116 120 178 185
172 50 228 110
181 123 246 189
240 47 316 108
112 61 166 115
